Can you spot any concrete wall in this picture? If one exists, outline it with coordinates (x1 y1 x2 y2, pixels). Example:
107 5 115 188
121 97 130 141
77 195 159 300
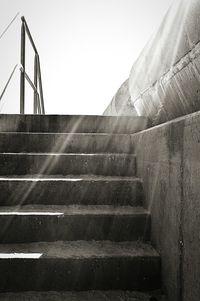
131 110 200 301
105 0 200 125
130 0 200 125
103 80 137 116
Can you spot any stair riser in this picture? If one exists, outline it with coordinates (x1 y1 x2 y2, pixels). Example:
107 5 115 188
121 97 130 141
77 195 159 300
0 133 133 154
0 154 136 176
0 180 143 206
0 214 150 243
0 115 148 134
0 258 161 291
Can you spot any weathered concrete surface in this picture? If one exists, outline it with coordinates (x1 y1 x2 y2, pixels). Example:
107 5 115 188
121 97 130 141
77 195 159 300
182 113 200 301
0 132 134 154
0 114 148 134
106 0 200 125
129 0 200 125
103 79 137 116
0 176 143 206
0 205 150 243
0 153 136 176
0 290 165 301
131 110 200 301
0 241 161 292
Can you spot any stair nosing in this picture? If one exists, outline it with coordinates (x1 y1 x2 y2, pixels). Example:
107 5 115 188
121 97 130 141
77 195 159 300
0 152 136 156
0 132 132 136
0 175 141 181
0 205 149 216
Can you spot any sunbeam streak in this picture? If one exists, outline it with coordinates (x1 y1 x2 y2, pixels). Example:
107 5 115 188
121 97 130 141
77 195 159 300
0 253 42 259
0 212 64 216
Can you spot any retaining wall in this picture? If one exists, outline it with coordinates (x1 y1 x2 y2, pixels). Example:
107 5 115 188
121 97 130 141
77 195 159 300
131 110 200 301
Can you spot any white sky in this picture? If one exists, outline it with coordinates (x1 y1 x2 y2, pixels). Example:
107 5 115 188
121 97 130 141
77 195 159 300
0 0 173 115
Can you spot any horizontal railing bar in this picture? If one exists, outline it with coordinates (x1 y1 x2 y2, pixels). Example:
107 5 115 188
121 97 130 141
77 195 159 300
20 66 42 114
0 64 18 102
21 16 38 55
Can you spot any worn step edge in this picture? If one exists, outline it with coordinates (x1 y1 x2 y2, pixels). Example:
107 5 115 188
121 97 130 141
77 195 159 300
0 175 141 181
0 205 148 215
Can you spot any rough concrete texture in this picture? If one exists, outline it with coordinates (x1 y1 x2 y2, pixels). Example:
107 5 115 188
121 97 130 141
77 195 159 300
103 79 137 116
106 0 200 125
0 205 150 243
0 153 136 176
0 132 134 154
0 290 167 301
0 114 148 134
129 0 200 125
0 241 161 292
0 176 143 206
131 110 200 301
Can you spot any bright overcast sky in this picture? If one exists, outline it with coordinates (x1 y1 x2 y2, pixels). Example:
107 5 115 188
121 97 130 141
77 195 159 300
0 0 173 115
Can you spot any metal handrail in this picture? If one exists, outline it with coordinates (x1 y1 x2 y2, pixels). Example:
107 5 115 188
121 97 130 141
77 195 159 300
20 16 45 114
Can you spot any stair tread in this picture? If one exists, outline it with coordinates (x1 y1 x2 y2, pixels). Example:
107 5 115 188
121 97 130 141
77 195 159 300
0 205 148 216
0 152 136 156
0 132 131 136
0 175 141 181
0 240 159 259
0 290 163 301
0 114 147 118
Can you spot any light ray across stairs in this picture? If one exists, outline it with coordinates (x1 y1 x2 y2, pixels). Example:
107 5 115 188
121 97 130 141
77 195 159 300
0 114 161 299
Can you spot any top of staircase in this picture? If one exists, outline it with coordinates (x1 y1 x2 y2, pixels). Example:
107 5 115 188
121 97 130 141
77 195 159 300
0 114 149 134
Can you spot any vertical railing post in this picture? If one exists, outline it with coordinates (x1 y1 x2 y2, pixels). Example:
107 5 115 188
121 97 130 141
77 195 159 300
20 19 25 114
19 16 45 115
34 54 38 114
37 55 45 114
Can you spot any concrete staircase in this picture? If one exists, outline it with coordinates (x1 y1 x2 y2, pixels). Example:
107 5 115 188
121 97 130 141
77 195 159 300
0 114 161 300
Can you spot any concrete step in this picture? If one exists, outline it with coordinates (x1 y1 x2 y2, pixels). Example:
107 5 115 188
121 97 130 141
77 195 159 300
0 205 150 243
0 132 133 154
0 290 166 301
0 153 136 176
0 176 143 206
0 114 148 134
0 241 161 292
